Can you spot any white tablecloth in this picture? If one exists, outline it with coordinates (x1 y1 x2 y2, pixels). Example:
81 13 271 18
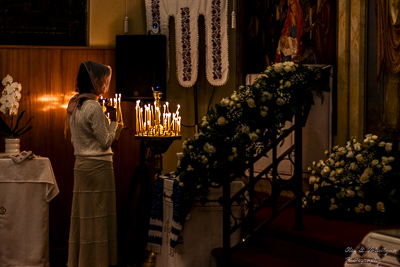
154 176 245 267
344 229 400 267
0 157 59 267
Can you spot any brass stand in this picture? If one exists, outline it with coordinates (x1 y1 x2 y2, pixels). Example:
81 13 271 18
136 136 181 178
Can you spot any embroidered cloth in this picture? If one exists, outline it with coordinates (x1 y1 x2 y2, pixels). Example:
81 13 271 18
145 0 229 87
147 171 191 255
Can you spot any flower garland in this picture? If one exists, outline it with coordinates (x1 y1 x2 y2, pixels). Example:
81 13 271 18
178 62 330 197
303 134 400 225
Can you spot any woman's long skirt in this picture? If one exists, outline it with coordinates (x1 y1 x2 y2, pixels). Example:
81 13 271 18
67 158 117 267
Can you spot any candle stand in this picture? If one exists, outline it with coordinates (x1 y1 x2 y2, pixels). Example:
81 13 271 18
136 135 181 179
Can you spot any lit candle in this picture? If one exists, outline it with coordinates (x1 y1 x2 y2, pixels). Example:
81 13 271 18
135 103 139 134
140 107 144 133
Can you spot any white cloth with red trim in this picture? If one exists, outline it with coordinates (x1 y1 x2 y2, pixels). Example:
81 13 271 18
145 0 229 88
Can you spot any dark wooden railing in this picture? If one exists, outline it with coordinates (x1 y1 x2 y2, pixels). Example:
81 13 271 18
220 112 308 266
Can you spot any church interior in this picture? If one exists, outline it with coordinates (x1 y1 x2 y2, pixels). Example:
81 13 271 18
1 0 400 266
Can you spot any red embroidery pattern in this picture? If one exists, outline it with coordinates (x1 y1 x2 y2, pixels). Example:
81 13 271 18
151 0 160 29
211 0 222 80
181 7 192 82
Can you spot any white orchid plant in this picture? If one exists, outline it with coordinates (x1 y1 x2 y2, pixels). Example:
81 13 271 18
303 134 400 225
0 74 34 138
177 62 330 198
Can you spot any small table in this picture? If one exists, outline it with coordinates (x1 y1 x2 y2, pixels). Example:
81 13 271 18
0 157 59 267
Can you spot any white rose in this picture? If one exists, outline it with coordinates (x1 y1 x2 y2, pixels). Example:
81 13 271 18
217 116 227 126
383 165 392 173
276 98 286 106
284 66 293 72
284 81 291 87
382 156 390 164
221 98 230 107
246 98 256 108
356 154 364 162
329 204 339 210
187 165 194 171
321 166 331 177
365 205 371 212
249 132 259 142
354 143 362 151
350 162 358 171
379 141 386 147
376 202 385 212
360 173 369 183
371 159 379 166
274 63 284 73
309 176 316 184
262 91 273 100
283 61 295 67
338 147 347 155
260 110 267 117
346 190 355 197
203 143 216 154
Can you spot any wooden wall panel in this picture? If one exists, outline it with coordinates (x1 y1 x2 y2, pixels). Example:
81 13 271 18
0 46 140 252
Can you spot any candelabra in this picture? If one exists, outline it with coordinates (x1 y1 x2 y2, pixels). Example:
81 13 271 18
135 91 181 177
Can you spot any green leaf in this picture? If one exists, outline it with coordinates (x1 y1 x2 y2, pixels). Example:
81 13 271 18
14 115 34 136
0 116 12 136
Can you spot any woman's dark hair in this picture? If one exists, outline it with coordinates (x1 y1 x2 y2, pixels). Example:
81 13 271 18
75 63 93 107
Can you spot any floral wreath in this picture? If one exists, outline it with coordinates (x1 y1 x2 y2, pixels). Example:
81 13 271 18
177 62 330 198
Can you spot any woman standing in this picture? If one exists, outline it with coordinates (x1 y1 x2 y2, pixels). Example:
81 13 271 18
65 60 118 267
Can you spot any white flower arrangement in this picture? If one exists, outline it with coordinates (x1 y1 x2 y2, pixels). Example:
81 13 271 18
0 74 22 115
178 62 330 198
0 75 34 138
303 134 400 225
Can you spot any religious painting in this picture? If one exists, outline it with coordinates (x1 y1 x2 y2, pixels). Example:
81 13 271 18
367 0 400 138
243 0 336 75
